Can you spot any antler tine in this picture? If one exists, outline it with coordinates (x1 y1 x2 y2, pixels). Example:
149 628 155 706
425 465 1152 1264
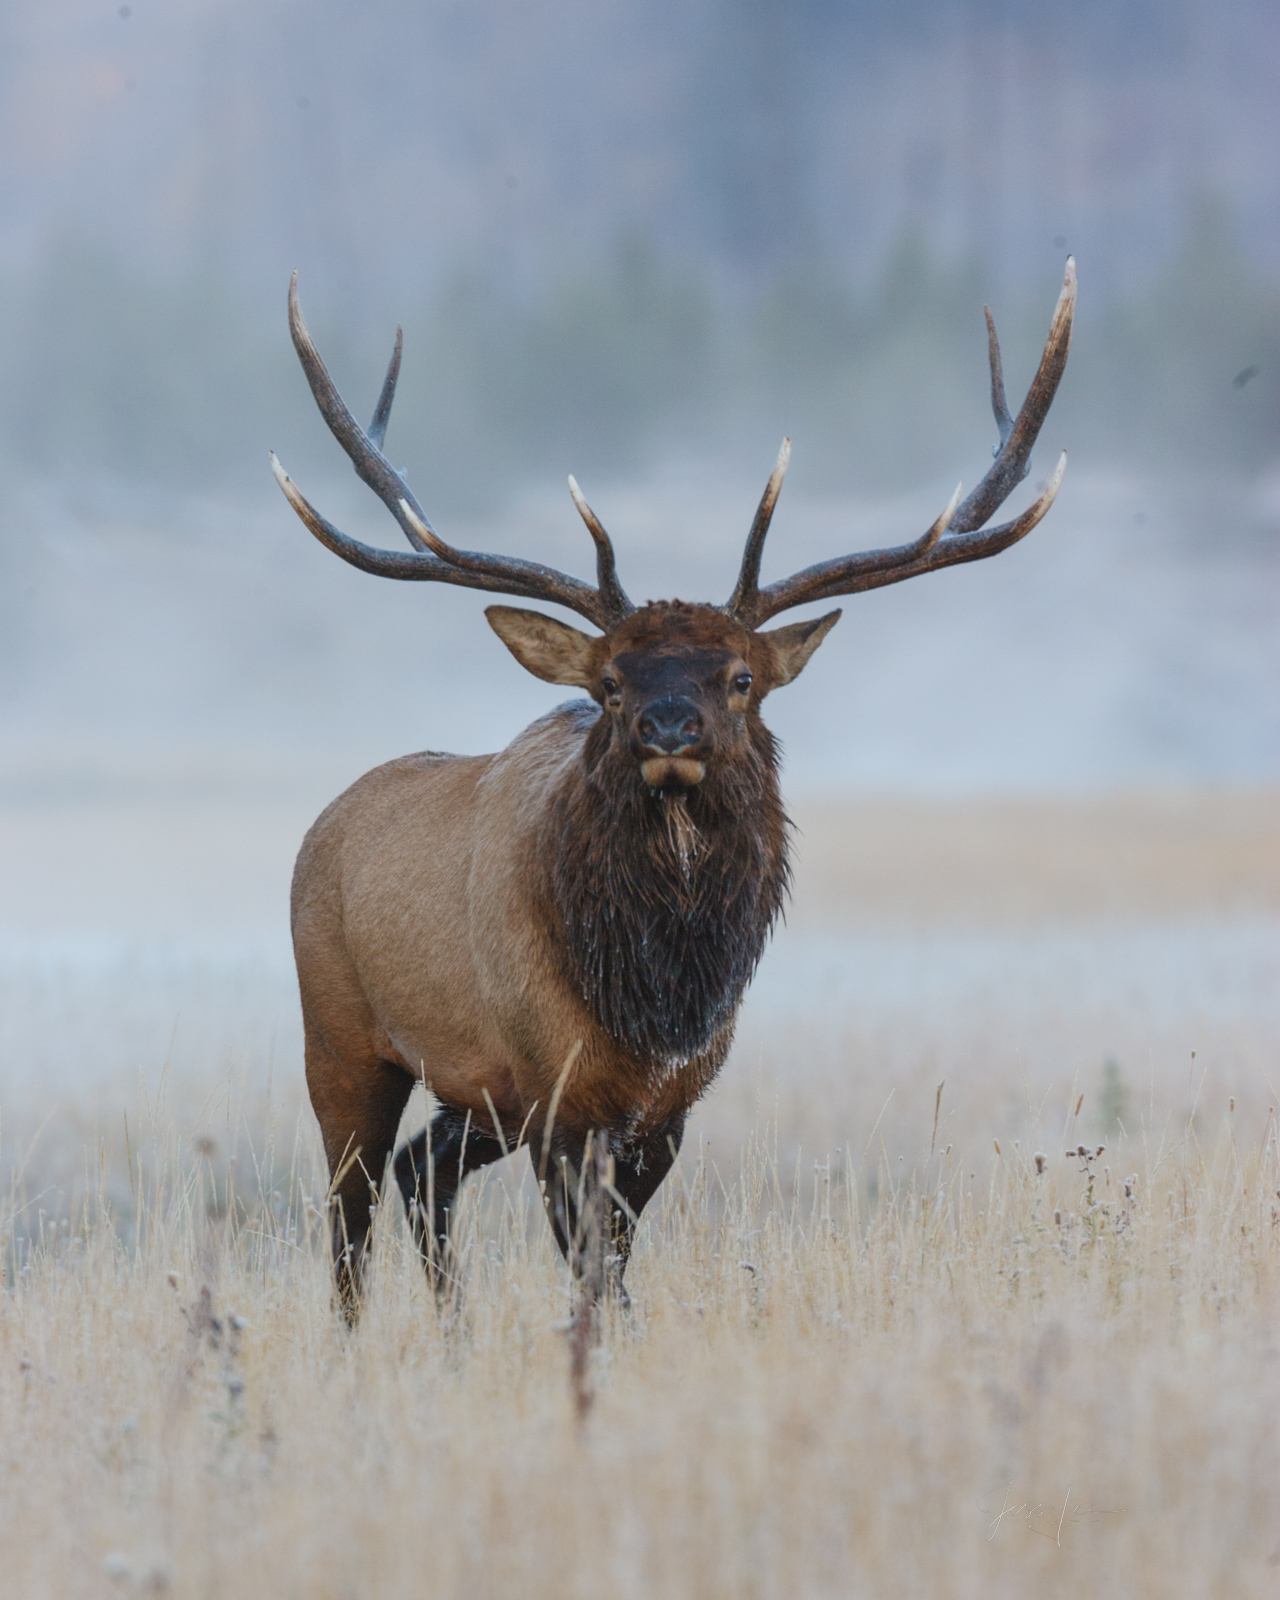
843 453 1066 600
275 274 626 629
368 325 402 451
984 306 1013 447
726 439 791 621
270 454 612 623
400 498 630 625
739 262 1075 627
567 476 634 621
271 452 431 577
287 272 430 553
949 256 1075 536
750 453 1066 624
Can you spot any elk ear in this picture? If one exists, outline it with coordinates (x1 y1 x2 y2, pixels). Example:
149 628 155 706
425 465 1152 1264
485 605 598 688
756 609 842 692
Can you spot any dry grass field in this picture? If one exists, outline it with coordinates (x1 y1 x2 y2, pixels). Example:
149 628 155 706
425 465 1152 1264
2 789 1278 1597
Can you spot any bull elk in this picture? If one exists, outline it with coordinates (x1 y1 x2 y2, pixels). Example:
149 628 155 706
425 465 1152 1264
271 259 1075 1315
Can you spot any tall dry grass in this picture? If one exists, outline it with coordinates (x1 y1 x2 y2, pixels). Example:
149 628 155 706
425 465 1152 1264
3 1081 1279 1599
2 790 1277 1595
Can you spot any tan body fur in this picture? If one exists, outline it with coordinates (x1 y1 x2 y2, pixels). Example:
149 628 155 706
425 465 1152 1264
292 702 723 1174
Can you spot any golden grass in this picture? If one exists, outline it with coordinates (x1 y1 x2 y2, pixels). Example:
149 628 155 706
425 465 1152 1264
3 1096 1279 1598
2 788 1277 1595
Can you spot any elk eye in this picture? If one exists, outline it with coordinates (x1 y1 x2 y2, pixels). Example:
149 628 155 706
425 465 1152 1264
734 673 753 694
602 677 620 697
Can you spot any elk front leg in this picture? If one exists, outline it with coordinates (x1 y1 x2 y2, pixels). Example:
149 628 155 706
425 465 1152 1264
394 1105 506 1295
540 1129 610 1305
605 1116 685 1292
538 1117 685 1303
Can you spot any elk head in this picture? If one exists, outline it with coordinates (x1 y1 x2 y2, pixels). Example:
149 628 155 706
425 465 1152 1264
270 261 1076 779
483 600 838 793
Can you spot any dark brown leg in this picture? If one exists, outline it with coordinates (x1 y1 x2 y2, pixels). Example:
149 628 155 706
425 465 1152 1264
606 1115 686 1287
394 1106 507 1295
306 1047 415 1321
537 1116 685 1302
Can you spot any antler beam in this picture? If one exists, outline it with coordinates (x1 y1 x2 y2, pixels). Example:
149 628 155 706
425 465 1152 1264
271 274 633 630
728 259 1076 627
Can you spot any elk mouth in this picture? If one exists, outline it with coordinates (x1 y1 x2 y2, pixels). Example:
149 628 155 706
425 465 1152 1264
633 694 707 789
640 755 707 789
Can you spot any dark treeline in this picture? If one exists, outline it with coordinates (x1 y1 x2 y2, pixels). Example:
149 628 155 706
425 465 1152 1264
1 194 1275 509
1 0 1277 506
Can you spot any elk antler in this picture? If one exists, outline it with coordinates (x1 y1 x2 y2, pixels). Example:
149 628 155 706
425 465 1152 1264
728 258 1076 627
271 273 634 630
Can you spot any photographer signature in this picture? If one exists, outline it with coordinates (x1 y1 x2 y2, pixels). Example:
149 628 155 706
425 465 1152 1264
981 1484 1125 1544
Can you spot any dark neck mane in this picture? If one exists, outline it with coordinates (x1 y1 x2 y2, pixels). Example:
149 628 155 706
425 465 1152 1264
549 715 790 1062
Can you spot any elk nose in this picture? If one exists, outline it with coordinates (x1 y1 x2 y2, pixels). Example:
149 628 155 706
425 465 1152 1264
636 696 703 754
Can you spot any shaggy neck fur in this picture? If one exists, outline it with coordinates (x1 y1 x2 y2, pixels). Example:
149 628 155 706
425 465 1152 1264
549 711 791 1062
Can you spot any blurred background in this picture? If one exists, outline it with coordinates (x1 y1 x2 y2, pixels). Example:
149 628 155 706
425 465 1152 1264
0 1 1276 1193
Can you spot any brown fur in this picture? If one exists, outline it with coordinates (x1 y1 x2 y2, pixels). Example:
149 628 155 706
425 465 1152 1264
292 600 837 1307
549 705 788 1068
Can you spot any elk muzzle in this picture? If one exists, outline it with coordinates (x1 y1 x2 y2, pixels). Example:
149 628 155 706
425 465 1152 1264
633 695 708 788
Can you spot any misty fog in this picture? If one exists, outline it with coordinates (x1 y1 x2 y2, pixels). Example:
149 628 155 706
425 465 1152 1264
0 2 1275 1084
